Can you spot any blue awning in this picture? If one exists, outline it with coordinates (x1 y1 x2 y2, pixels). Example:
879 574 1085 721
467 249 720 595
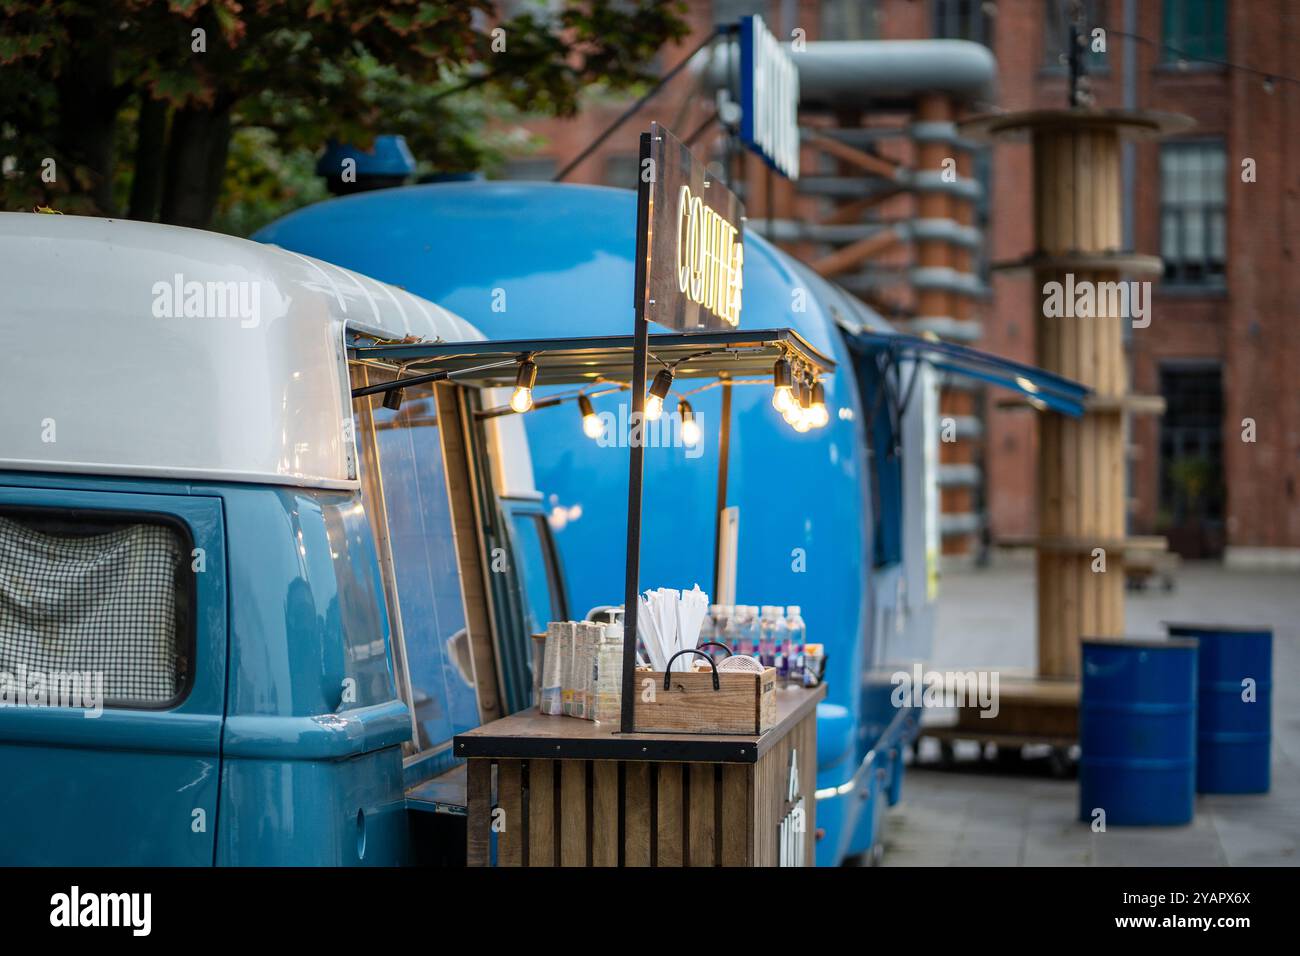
846 330 1088 417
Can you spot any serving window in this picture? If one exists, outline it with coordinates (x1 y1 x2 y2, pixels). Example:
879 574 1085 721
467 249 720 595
351 365 480 755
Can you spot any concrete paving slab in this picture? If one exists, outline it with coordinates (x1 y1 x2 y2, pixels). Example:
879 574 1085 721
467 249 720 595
881 560 1300 867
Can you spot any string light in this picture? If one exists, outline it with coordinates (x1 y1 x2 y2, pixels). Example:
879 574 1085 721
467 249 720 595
645 368 673 421
771 357 795 413
782 374 804 426
510 359 538 413
678 398 701 447
808 380 830 429
793 378 813 432
578 393 604 439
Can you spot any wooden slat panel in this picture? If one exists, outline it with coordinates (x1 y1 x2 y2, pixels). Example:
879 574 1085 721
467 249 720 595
655 763 684 867
687 764 717 866
623 762 652 867
528 759 556 867
560 760 587 867
496 759 523 866
591 761 619 867
720 764 752 866
466 758 492 867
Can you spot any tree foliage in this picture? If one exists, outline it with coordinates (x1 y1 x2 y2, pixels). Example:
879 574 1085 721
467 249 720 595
0 1 689 231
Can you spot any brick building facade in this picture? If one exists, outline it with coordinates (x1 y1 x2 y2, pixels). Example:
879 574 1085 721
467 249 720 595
500 0 1300 565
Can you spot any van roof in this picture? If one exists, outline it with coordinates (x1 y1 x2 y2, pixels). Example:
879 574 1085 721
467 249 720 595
0 213 484 489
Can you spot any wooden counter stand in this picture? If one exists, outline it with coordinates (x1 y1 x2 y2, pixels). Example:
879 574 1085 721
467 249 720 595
455 684 825 867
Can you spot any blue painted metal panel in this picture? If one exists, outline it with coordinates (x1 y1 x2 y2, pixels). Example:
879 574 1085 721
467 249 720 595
0 474 227 865
211 482 411 865
1167 623 1272 794
1080 639 1198 826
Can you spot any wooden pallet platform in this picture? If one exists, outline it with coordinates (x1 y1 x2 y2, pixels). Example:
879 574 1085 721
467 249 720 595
943 675 1079 739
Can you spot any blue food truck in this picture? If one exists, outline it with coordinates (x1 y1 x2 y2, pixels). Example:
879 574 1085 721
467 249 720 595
255 178 1085 865
0 182 1081 864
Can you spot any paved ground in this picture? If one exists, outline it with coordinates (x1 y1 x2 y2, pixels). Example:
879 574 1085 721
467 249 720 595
881 558 1300 866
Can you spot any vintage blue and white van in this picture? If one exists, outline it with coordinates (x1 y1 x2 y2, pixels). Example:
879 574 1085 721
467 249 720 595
0 213 563 865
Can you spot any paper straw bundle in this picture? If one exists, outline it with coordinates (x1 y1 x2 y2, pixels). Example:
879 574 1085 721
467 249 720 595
638 585 710 673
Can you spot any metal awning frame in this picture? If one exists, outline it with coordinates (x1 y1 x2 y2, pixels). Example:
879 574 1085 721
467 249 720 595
347 327 836 398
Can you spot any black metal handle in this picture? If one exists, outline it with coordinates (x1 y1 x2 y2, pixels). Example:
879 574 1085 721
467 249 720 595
696 641 732 659
663 649 720 691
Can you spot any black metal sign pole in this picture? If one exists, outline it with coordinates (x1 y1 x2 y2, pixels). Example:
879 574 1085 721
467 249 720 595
711 374 733 600
620 130 654 735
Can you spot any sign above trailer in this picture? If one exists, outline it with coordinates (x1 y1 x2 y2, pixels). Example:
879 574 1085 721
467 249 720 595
739 14 801 180
641 123 745 333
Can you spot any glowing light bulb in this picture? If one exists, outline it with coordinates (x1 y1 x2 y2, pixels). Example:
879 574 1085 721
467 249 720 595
510 387 533 413
808 381 830 428
644 393 664 421
578 393 604 439
645 368 673 422
679 399 701 446
511 359 538 413
771 357 795 413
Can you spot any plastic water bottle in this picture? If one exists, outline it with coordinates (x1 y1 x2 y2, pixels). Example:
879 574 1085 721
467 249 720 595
786 605 806 685
759 606 780 669
773 608 790 683
737 605 760 659
698 606 716 648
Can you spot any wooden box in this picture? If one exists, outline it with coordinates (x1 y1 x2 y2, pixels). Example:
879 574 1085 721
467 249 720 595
632 666 777 735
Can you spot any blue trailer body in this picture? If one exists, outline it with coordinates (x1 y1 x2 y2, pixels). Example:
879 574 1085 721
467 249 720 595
256 181 927 864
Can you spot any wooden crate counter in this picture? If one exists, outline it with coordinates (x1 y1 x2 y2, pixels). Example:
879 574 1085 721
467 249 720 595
454 683 826 867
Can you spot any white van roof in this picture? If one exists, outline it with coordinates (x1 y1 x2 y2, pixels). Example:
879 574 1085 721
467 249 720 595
0 213 484 488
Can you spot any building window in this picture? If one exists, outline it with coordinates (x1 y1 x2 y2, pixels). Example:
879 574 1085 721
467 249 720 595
1043 0 1109 70
1162 0 1226 61
602 153 641 189
499 157 557 181
1159 141 1226 286
1157 362 1224 557
933 0 994 47
821 0 877 40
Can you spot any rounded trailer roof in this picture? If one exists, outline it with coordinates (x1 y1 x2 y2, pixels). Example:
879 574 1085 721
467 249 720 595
0 213 482 488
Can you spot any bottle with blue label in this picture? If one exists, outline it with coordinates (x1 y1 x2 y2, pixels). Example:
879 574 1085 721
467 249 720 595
736 605 760 660
785 605 806 684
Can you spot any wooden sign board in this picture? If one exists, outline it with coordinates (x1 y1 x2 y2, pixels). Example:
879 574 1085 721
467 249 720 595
638 122 745 333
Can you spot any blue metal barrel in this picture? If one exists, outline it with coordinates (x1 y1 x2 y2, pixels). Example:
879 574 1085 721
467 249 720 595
1166 623 1272 794
1079 637 1198 826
